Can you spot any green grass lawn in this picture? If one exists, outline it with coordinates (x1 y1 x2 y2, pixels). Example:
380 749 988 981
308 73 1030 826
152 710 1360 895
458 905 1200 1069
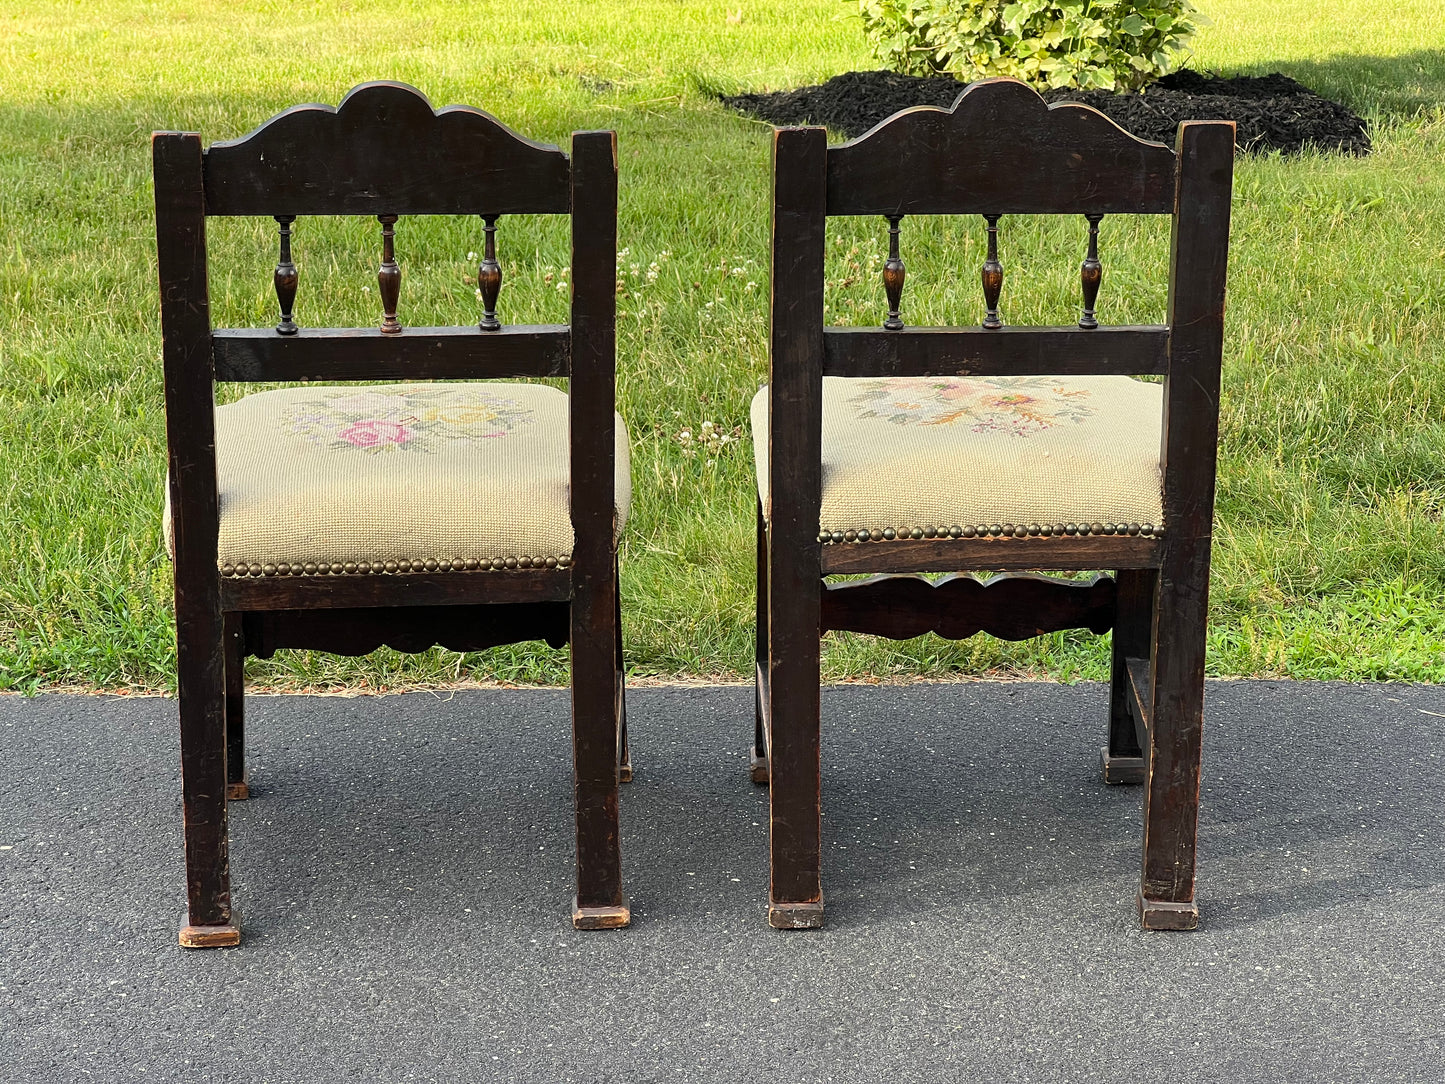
1 0 1443 691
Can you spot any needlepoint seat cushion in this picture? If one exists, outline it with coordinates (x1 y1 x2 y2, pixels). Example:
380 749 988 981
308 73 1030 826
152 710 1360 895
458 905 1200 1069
165 382 630 570
750 375 1163 533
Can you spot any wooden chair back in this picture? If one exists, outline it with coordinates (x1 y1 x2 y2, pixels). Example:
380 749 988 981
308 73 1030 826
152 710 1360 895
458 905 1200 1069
153 81 619 616
766 77 1234 580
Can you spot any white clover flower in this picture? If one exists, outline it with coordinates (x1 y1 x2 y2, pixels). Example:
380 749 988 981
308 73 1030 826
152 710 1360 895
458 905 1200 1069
467 251 478 261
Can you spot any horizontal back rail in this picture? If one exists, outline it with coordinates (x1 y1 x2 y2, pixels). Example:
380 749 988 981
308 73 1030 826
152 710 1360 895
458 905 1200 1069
202 82 570 216
826 79 1175 217
822 326 1168 378
212 325 570 381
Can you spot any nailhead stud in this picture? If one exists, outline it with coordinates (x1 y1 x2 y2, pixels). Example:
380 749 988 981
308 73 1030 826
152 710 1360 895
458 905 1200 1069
1141 523 1154 537
882 528 896 540
558 555 572 568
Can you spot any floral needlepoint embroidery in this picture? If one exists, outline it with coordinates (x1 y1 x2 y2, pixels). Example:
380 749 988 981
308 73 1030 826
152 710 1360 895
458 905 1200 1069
848 377 1096 436
285 387 536 453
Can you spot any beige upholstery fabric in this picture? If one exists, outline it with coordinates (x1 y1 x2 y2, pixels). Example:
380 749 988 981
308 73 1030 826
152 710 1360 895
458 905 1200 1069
750 375 1163 532
164 382 629 569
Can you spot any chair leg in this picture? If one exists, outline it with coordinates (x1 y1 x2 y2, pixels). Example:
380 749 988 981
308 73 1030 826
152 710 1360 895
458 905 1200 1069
751 501 770 785
223 613 249 801
766 536 823 930
570 571 629 930
1138 567 1206 931
1103 568 1154 785
615 584 632 784
177 609 240 948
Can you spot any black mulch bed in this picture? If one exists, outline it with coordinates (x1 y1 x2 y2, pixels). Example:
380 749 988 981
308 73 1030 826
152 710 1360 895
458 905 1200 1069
721 69 1370 156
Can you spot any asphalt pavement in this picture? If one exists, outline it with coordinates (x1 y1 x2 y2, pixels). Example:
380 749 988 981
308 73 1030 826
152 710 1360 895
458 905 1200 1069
2 680 1443 1082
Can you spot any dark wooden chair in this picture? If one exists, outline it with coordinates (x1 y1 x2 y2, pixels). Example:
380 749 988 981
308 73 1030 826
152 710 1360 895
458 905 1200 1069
751 78 1233 930
154 82 630 947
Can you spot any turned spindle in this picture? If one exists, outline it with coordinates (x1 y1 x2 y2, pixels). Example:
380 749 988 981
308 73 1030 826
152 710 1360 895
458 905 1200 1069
1079 213 1103 330
478 215 502 331
274 215 298 335
981 214 1003 330
377 214 401 334
882 214 905 331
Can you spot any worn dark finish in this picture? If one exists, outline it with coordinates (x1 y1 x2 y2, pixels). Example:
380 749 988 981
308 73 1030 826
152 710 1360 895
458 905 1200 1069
822 325 1168 378
981 214 1003 329
223 613 248 800
212 325 570 382
764 124 828 930
821 573 1116 641
203 82 571 216
756 78 1233 932
220 569 571 611
882 215 905 330
819 534 1159 575
154 131 236 949
273 216 298 335
566 128 628 931
1137 121 1234 931
1103 567 1154 785
377 214 401 332
1080 214 1103 329
825 79 1175 216
479 215 502 331
154 82 627 945
753 500 771 785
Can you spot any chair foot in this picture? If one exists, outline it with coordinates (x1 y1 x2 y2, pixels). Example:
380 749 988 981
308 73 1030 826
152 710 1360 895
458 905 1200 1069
750 744 770 785
1138 893 1199 931
226 779 250 801
1100 748 1145 785
768 898 824 929
618 762 633 784
572 898 631 930
179 911 241 949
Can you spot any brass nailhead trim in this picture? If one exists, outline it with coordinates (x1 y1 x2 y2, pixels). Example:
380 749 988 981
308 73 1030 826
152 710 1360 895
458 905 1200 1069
818 522 1163 544
219 554 575 576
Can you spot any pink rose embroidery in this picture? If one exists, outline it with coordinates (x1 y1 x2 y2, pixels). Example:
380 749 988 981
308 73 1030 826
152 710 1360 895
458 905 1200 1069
337 420 413 448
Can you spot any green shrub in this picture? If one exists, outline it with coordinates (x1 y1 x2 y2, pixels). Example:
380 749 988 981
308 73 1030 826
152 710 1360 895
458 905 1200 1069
856 0 1203 91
